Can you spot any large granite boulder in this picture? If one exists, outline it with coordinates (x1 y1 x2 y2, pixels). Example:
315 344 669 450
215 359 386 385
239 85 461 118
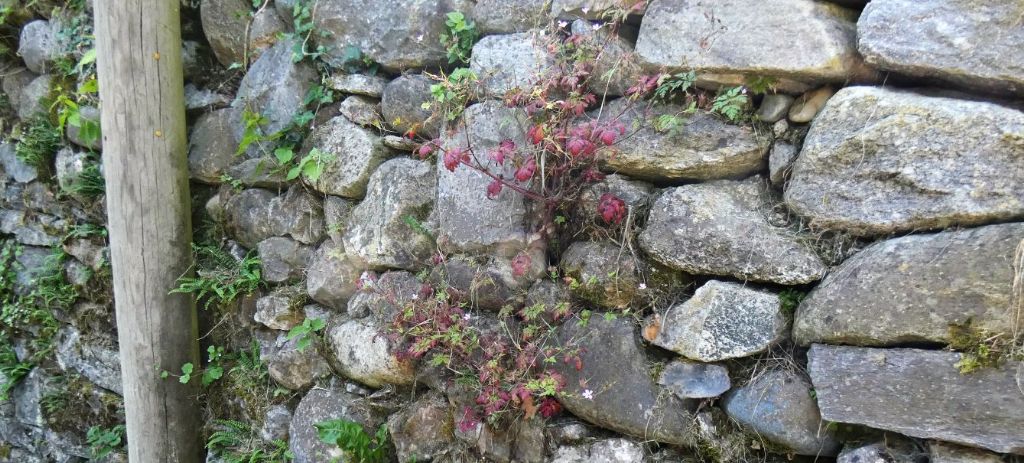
232 38 317 137
325 315 416 388
257 237 313 284
858 0 1024 96
223 186 324 248
552 315 700 446
261 332 332 391
17 20 59 74
437 101 533 256
473 0 549 35
560 240 686 311
303 116 394 199
381 74 441 139
640 178 826 284
387 392 456 463
188 108 242 184
794 223 1024 346
343 158 436 271
570 20 644 98
808 345 1024 454
200 0 251 67
645 280 786 362
635 0 868 90
723 370 840 456
470 31 552 97
592 99 769 182
313 0 471 71
785 86 1024 236
305 240 363 310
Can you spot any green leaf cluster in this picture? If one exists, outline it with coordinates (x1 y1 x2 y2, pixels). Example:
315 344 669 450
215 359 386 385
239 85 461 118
440 11 479 64
315 419 389 463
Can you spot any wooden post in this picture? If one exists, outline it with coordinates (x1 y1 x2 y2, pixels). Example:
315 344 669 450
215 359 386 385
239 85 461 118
94 0 201 461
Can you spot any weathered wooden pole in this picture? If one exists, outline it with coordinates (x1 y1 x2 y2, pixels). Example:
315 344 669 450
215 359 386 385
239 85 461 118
94 0 201 460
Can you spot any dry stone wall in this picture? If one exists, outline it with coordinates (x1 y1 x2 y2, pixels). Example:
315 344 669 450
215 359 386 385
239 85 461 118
1 0 1023 462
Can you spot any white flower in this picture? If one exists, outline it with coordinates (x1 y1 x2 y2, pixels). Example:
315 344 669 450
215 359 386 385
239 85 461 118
463 313 472 321
558 20 569 28
592 23 601 31
581 6 591 14
582 389 594 400
638 283 647 290
410 294 419 300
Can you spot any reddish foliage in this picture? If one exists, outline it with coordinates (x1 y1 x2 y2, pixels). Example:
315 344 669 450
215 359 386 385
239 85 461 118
598 193 627 224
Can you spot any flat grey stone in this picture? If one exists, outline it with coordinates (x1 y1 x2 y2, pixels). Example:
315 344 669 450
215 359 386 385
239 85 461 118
640 178 826 284
794 223 1024 347
785 86 1024 236
646 280 785 362
808 345 1024 454
723 370 840 456
656 359 730 399
858 0 1024 96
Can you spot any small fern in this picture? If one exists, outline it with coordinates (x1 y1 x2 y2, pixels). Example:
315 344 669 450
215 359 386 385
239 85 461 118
710 86 749 122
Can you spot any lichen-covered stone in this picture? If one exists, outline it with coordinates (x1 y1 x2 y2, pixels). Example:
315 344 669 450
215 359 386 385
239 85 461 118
303 115 394 199
551 438 645 463
17 20 59 74
646 280 785 362
54 326 121 395
928 441 1005 463
636 0 867 88
767 140 797 186
305 240 362 310
254 287 305 330
437 102 532 256
570 20 643 97
338 95 381 128
257 237 312 284
325 316 415 388
381 74 440 138
785 86 1024 236
794 223 1024 347
343 158 436 271
233 38 317 137
0 142 38 184
552 316 700 446
808 345 1024 454
592 99 769 182
264 336 331 391
858 0 1024 96
640 178 826 284
561 241 686 310
188 108 241 184
17 74 52 120
325 73 389 97
247 7 285 62
473 0 549 34
313 0 471 71
200 0 250 67
223 186 324 248
470 32 552 97
723 370 839 456
387 392 455 463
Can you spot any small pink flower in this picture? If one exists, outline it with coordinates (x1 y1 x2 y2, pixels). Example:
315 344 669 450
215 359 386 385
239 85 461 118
638 283 647 290
582 389 594 400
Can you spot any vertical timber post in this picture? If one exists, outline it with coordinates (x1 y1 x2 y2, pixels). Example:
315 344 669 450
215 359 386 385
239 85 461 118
93 0 201 461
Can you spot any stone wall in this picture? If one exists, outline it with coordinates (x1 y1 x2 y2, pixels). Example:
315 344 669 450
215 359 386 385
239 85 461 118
1 0 1023 462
